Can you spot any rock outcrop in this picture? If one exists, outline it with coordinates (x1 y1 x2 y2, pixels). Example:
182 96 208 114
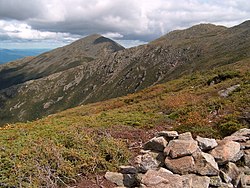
105 129 250 187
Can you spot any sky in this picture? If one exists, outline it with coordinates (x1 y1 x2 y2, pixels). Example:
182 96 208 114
0 0 249 49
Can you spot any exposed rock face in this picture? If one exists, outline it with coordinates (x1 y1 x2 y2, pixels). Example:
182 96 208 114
105 128 250 188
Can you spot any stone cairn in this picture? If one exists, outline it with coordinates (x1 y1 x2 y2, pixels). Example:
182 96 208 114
105 128 250 188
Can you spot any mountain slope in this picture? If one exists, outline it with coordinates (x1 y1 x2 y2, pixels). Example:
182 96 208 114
0 34 124 90
0 59 249 187
0 21 250 126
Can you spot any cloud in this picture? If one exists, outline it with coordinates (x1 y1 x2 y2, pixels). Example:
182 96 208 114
0 0 250 48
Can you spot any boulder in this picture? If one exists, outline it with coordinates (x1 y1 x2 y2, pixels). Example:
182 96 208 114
141 168 189 188
218 84 240 97
156 131 178 139
183 174 210 188
178 132 194 140
224 135 249 142
144 136 168 152
119 165 137 174
105 172 137 187
164 140 199 158
192 151 219 176
210 140 242 164
196 136 218 151
232 128 250 137
165 156 196 174
134 152 162 173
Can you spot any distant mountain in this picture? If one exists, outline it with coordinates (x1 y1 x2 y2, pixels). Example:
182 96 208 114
0 48 49 64
0 21 249 125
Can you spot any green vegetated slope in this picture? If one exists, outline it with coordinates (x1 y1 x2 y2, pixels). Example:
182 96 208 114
0 59 249 187
0 21 250 126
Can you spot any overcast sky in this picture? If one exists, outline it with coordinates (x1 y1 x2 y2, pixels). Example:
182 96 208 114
0 0 249 49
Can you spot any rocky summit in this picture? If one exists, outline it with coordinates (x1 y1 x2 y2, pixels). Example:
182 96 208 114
105 128 250 188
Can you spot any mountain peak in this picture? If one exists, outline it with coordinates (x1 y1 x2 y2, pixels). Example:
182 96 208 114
69 34 124 57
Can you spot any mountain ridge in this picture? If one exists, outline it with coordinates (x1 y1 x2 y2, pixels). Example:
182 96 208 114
0 21 249 126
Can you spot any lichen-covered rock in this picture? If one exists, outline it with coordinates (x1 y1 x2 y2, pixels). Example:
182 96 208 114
156 131 178 139
134 152 162 173
141 168 189 188
209 176 222 187
224 135 249 142
183 174 210 188
196 136 218 151
222 162 242 187
192 151 219 176
144 136 168 152
210 140 241 164
244 150 250 167
178 132 194 140
105 172 137 187
232 128 250 137
241 174 250 187
165 156 196 174
164 140 199 158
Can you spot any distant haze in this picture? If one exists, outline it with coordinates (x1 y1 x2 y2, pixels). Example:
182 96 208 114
0 49 50 64
0 0 250 48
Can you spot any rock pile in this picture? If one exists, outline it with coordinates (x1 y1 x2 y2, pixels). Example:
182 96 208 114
105 128 250 188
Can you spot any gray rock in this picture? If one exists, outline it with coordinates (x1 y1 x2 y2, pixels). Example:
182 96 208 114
119 165 137 174
141 168 188 188
218 84 240 97
210 140 241 164
134 152 162 173
178 132 194 140
192 151 219 176
209 176 222 187
144 136 168 152
165 156 196 175
183 174 210 188
156 131 178 139
196 136 218 151
231 150 244 162
164 139 199 158
105 172 136 187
